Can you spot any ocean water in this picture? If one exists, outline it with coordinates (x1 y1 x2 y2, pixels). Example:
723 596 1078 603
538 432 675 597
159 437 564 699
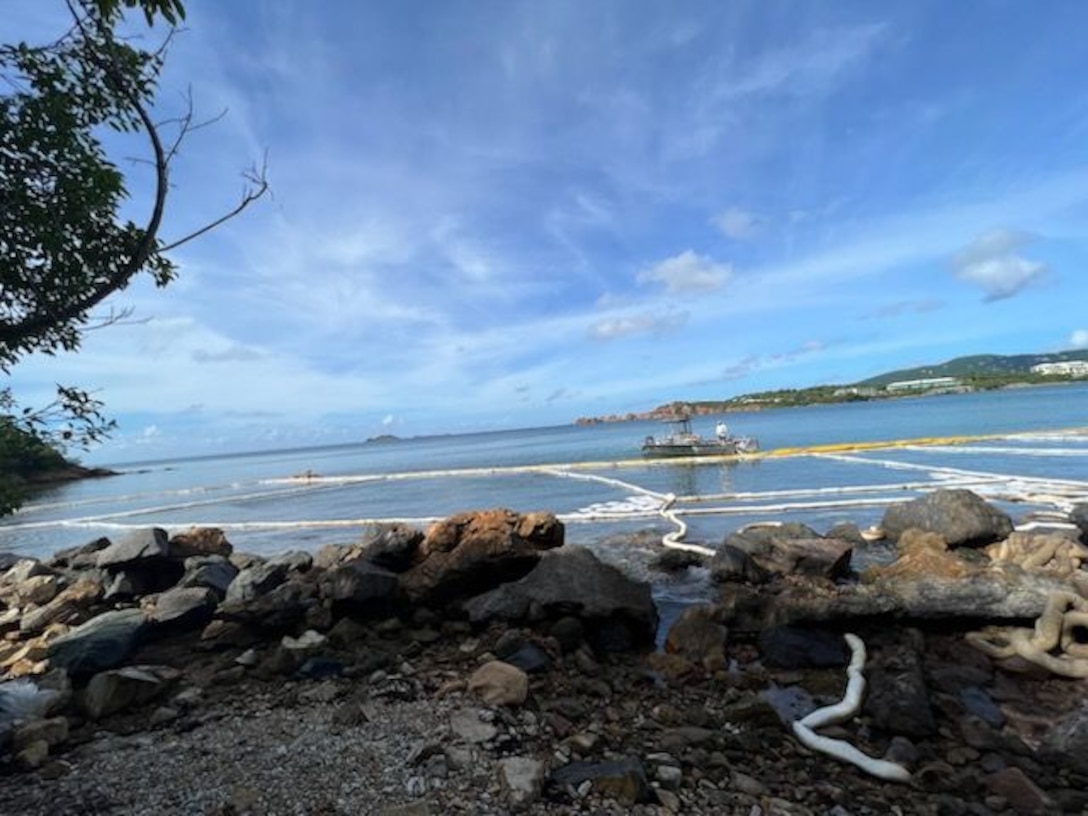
3 383 1088 613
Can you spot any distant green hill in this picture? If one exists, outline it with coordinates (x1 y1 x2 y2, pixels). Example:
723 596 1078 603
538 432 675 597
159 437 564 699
858 350 1088 386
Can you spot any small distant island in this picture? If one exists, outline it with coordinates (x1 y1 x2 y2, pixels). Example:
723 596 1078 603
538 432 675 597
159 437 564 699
575 349 1088 425
364 433 401 444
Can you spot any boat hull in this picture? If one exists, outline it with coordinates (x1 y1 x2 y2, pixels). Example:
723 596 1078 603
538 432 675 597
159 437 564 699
641 440 754 458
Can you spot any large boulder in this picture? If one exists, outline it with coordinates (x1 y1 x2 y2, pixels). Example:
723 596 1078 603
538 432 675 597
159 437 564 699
463 546 658 650
95 528 184 597
95 528 170 568
880 489 1013 547
47 608 148 678
143 586 219 632
169 527 233 559
318 562 399 615
225 560 290 604
81 665 181 720
713 523 852 581
399 509 563 606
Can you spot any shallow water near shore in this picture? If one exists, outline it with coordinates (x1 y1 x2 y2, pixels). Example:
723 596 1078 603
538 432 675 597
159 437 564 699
3 384 1088 622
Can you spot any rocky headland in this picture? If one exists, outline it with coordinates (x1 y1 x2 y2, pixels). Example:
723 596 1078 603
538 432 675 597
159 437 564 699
1 493 1088 814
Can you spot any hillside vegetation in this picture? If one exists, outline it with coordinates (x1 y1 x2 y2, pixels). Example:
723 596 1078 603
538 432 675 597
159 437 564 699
575 349 1088 423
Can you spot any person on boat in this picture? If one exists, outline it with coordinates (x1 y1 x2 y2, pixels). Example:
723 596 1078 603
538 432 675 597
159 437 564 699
715 421 729 441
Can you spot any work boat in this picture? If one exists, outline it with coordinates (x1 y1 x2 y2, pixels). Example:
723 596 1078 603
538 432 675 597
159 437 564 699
641 416 759 458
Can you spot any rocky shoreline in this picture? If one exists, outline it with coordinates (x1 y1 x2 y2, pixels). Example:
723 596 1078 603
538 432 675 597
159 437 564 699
2 495 1088 814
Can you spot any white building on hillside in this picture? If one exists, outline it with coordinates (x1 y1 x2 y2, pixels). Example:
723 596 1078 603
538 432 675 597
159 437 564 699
1031 361 1088 376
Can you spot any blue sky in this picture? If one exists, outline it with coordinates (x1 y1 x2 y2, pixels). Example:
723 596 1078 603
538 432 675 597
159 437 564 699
8 0 1088 462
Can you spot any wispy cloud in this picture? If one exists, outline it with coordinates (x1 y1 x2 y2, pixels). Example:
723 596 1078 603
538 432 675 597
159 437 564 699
712 207 762 239
588 311 689 341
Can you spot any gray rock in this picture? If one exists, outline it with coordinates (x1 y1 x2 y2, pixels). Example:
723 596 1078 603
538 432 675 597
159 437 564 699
709 544 770 584
2 558 54 585
499 756 546 808
717 524 852 580
1070 503 1088 541
47 608 148 678
463 546 657 649
47 536 111 570
862 641 937 738
319 562 399 614
225 560 290 603
363 524 423 572
758 626 849 669
880 489 1013 547
179 555 239 598
81 665 181 720
1041 703 1088 774
549 757 651 805
269 550 313 573
145 586 219 631
95 528 170 568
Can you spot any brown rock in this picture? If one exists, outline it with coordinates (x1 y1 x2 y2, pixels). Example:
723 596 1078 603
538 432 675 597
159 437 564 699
467 660 529 706
400 509 563 605
169 527 233 559
19 578 103 635
985 766 1053 815
664 604 727 669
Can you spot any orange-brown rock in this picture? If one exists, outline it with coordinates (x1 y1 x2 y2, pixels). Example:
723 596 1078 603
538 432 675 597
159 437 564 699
400 509 563 606
169 527 233 559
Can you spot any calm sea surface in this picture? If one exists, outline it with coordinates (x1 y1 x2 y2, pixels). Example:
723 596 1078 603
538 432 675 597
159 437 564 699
4 384 1088 612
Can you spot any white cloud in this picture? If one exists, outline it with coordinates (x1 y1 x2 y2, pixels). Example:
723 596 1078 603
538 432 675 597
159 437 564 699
637 251 732 294
588 311 689 340
1070 329 1088 349
951 229 1047 301
713 207 761 239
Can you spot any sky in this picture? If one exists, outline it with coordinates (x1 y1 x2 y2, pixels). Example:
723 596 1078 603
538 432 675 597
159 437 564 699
7 0 1088 463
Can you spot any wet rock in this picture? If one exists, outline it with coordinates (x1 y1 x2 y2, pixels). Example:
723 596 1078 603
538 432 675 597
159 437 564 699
708 543 771 584
463 546 657 649
880 488 1014 547
758 626 849 669
650 548 706 573
664 604 727 667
